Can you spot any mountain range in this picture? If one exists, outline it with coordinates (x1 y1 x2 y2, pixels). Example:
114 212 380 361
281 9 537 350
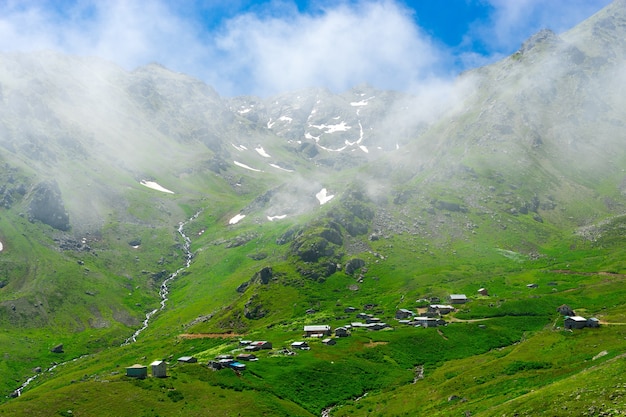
1 1 626 416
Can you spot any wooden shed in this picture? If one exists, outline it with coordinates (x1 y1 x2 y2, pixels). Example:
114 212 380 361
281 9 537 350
150 360 167 378
126 364 147 379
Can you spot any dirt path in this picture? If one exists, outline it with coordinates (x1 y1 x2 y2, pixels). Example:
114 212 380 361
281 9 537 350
448 317 491 323
179 333 243 339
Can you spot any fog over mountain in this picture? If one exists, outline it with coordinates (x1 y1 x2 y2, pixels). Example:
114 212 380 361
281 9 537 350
1 1 626 416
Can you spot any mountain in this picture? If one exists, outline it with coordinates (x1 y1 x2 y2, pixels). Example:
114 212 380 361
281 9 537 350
1 1 626 416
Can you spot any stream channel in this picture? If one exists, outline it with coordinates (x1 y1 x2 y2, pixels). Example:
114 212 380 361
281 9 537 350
12 211 199 398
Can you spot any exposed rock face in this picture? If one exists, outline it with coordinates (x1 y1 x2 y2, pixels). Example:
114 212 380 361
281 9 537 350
236 266 274 293
345 258 366 275
28 180 70 231
243 294 267 319
50 344 64 353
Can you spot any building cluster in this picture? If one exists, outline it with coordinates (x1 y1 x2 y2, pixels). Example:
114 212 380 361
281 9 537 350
125 290 602 381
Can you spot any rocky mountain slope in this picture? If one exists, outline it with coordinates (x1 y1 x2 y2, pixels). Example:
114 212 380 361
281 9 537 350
1 1 626 415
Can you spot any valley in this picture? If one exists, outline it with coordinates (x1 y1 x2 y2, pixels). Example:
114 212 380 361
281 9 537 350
1 1 626 415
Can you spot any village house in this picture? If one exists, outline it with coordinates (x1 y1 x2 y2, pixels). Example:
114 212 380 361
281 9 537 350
564 316 588 329
344 307 357 313
229 362 246 371
356 312 373 320
370 322 390 330
303 325 331 337
587 317 600 328
366 317 382 324
413 317 446 328
335 326 350 337
395 309 414 319
322 338 336 345
126 364 147 378
477 288 488 296
449 294 468 304
291 341 310 350
428 304 455 315
150 360 167 378
245 340 273 351
236 353 258 361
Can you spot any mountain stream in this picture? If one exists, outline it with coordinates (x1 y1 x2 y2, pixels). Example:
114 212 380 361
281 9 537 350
12 211 200 398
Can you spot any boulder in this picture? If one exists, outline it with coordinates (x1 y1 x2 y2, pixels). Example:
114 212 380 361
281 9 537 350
28 180 70 231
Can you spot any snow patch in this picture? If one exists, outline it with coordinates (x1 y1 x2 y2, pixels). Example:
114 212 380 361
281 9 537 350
316 188 335 205
279 116 293 122
309 121 351 134
267 214 287 221
359 145 369 153
350 96 375 106
267 118 275 129
269 163 294 172
0 241 3 252
229 214 246 225
255 146 271 158
140 180 174 194
234 161 263 172
232 144 248 151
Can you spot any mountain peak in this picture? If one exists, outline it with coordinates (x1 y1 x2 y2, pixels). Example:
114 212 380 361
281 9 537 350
518 28 561 55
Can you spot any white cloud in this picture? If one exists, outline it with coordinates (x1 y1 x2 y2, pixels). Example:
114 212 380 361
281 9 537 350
0 0 614 97
214 0 442 95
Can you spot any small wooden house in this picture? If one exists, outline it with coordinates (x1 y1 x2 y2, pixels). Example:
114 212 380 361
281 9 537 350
395 309 414 319
322 338 336 346
303 325 331 337
236 353 257 361
428 304 455 315
150 360 167 378
335 327 350 337
477 288 488 296
178 356 197 363
587 317 600 328
126 364 147 378
449 294 468 304
291 341 310 350
229 362 246 371
564 316 588 329
245 340 272 351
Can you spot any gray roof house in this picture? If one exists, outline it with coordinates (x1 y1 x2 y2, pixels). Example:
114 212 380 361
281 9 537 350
304 325 331 337
449 294 468 304
564 316 588 329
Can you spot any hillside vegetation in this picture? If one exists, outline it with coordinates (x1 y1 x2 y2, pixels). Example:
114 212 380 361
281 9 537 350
1 1 626 416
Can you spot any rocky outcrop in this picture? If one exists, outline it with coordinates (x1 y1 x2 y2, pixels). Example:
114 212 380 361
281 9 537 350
345 258 366 275
243 294 267 320
237 266 274 293
28 180 70 231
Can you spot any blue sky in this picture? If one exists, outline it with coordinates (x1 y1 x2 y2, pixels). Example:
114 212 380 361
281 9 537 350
0 0 612 96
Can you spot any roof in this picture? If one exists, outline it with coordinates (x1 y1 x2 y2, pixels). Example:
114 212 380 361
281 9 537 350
430 304 454 309
251 340 269 345
150 360 164 366
449 294 467 299
178 356 196 361
397 308 413 313
567 316 587 321
303 325 330 332
291 341 308 346
127 364 146 369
